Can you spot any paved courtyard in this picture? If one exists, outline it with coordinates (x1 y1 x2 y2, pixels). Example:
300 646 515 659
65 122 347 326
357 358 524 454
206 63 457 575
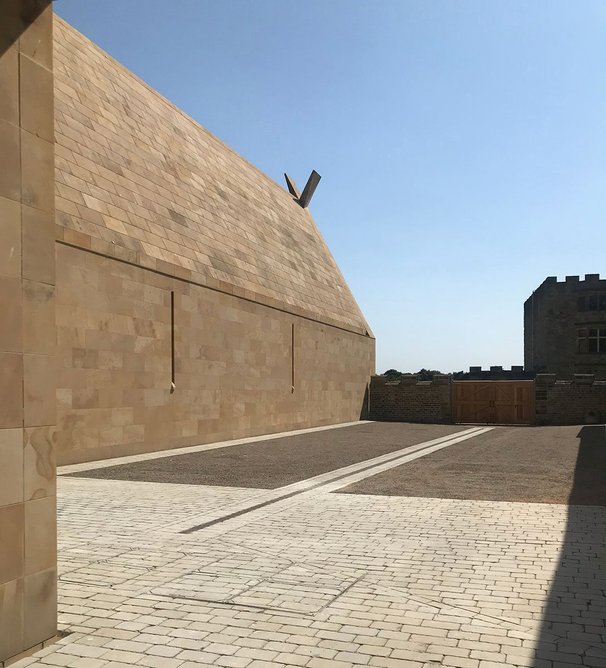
12 422 606 668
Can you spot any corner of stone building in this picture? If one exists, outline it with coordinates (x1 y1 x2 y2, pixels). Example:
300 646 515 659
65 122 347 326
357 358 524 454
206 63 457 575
0 1 57 663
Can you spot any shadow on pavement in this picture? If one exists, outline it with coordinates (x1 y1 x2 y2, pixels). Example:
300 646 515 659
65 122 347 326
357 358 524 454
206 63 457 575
533 425 606 667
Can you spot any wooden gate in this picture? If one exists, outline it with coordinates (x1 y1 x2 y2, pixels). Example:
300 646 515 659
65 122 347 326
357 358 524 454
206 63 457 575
452 381 535 425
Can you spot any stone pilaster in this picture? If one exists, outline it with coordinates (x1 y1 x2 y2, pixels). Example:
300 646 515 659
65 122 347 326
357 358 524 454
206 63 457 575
0 1 56 662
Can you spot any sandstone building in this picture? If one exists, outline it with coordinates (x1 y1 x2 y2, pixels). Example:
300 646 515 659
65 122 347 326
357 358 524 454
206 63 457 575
524 274 606 379
0 5 374 661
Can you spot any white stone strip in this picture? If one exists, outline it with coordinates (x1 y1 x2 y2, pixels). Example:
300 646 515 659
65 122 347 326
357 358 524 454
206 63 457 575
175 426 493 535
57 419 374 475
319 426 494 493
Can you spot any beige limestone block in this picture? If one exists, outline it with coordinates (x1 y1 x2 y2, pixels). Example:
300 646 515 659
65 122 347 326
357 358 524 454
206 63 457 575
0 119 20 202
0 577 24 660
23 567 56 649
0 196 21 278
24 496 56 575
19 53 54 143
0 352 23 428
0 503 24 585
20 130 53 211
0 428 23 507
22 205 55 285
22 280 55 355
0 275 23 352
23 353 56 427
0 44 19 125
24 426 55 500
19 4 53 70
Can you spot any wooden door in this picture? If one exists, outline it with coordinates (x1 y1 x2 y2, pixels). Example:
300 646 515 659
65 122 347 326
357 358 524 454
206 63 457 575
494 382 534 424
453 381 535 425
453 382 494 424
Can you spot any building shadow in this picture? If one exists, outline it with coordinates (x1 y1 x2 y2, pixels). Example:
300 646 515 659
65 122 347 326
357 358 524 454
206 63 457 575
533 425 606 666
1 0 49 56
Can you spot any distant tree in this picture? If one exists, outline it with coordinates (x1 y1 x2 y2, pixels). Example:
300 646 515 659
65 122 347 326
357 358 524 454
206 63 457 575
383 368 464 381
416 368 442 381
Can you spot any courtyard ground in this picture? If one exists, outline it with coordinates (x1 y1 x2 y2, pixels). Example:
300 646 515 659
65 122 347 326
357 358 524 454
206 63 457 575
11 422 606 668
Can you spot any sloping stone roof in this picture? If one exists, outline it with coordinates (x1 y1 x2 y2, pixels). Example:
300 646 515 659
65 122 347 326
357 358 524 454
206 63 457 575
53 17 371 335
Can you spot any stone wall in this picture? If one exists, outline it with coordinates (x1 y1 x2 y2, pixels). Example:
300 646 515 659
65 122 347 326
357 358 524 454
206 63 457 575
0 2 57 662
369 375 452 423
49 17 376 467
371 374 606 426
53 18 370 337
535 374 606 426
524 275 606 379
55 244 375 465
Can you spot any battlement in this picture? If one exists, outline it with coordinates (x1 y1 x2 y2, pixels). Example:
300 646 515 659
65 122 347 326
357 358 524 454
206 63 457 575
539 274 605 288
535 373 606 386
460 366 533 380
372 374 450 387
524 273 606 308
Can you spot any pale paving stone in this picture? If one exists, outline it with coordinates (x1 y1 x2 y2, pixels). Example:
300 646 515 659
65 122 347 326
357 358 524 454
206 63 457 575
136 657 183 668
14 464 606 668
390 649 443 663
55 643 107 659
145 645 183 659
99 649 144 664
39 654 74 666
68 660 110 668
234 647 279 662
168 638 208 651
176 650 222 663
442 657 479 668
274 652 309 666
307 659 355 668
215 657 252 668
368 658 423 668
334 651 370 664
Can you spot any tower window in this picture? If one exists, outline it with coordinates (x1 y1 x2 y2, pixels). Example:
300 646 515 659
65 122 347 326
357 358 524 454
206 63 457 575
577 327 606 353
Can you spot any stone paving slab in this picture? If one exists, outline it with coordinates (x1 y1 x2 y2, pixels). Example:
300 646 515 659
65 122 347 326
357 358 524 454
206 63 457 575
64 423 466 489
12 425 606 668
339 424 606 505
15 474 606 668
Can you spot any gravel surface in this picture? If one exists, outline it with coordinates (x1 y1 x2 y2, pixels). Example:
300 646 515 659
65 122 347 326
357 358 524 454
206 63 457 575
339 424 606 505
67 422 466 488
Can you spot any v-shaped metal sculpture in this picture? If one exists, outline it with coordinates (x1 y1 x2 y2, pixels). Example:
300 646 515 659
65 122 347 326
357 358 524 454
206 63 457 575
284 170 321 209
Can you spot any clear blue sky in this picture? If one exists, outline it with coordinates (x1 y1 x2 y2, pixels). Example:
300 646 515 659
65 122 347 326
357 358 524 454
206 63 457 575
55 0 606 373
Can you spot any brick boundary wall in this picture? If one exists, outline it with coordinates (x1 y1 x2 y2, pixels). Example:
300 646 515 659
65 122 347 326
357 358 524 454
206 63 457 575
370 374 606 426
535 374 606 425
369 375 452 424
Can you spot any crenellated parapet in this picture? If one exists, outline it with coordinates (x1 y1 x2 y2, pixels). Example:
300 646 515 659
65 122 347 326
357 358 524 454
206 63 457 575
539 273 605 287
372 374 451 387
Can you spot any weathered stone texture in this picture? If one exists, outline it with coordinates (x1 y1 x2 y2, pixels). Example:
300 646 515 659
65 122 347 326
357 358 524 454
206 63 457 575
53 17 370 335
55 244 374 465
